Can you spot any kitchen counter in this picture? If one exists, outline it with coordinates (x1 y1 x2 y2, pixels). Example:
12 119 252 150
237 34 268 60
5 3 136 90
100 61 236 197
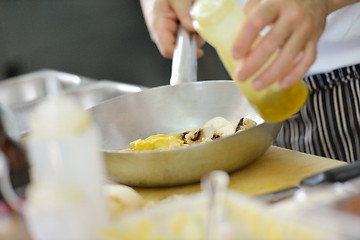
135 146 346 203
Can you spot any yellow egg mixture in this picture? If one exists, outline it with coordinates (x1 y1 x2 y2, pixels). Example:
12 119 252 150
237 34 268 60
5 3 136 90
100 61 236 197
129 135 184 151
122 116 257 152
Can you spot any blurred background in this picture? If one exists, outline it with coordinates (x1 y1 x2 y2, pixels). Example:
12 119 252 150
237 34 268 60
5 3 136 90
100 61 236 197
0 0 229 87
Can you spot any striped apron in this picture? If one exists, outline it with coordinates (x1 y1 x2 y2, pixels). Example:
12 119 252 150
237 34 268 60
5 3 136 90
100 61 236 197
275 64 360 163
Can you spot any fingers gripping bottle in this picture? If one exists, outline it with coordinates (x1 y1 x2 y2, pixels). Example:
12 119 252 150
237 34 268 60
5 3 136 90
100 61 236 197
191 0 308 123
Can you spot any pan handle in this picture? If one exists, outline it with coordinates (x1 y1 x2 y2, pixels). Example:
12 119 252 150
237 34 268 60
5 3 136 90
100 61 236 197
170 26 198 85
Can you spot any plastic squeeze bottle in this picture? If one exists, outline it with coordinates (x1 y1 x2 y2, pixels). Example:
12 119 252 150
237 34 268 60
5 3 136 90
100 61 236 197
24 96 108 240
190 0 308 123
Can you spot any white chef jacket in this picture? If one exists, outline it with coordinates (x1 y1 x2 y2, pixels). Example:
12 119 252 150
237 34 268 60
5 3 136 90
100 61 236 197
307 2 360 75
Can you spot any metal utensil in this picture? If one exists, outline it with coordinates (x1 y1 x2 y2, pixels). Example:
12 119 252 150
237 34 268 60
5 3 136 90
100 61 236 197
256 161 360 203
170 26 197 85
89 28 282 187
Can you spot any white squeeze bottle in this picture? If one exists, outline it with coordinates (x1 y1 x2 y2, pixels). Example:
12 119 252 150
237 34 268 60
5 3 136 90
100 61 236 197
191 0 308 123
24 96 108 240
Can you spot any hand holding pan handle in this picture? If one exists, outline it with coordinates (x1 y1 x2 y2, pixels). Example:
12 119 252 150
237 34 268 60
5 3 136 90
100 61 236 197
170 26 198 85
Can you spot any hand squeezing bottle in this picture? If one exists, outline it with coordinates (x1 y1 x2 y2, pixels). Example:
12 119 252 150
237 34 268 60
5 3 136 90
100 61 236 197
190 0 308 123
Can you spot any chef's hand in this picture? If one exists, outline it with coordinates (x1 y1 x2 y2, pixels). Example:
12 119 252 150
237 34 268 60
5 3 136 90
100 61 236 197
232 0 329 90
140 0 204 59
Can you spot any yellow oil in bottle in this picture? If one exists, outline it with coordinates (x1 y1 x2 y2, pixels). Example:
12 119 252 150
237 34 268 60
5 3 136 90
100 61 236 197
191 0 308 123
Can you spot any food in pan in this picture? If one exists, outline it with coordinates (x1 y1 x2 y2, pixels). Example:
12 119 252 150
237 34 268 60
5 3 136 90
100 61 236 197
122 116 257 151
126 135 185 151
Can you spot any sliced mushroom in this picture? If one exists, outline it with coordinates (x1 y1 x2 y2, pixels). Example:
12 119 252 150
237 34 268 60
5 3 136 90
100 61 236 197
204 117 235 137
211 134 221 140
235 117 257 132
175 131 190 142
183 127 215 145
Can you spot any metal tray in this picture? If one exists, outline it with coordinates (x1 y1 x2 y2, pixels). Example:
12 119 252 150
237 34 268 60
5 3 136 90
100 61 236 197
65 80 147 110
0 69 94 107
0 70 147 135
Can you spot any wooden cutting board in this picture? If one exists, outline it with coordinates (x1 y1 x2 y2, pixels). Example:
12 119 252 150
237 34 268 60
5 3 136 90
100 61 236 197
135 146 346 203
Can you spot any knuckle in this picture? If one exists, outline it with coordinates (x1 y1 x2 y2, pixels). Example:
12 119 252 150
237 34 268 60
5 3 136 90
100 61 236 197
162 49 173 59
262 73 277 86
287 5 304 22
306 48 317 63
284 49 298 62
307 53 316 66
292 68 306 80
288 76 300 86
297 55 315 74
301 18 313 33
262 71 277 83
262 39 278 52
248 15 266 32
269 62 285 77
246 59 262 74
158 42 174 58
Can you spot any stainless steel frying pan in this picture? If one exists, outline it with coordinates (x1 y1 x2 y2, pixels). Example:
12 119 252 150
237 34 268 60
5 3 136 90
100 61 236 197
89 28 282 187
